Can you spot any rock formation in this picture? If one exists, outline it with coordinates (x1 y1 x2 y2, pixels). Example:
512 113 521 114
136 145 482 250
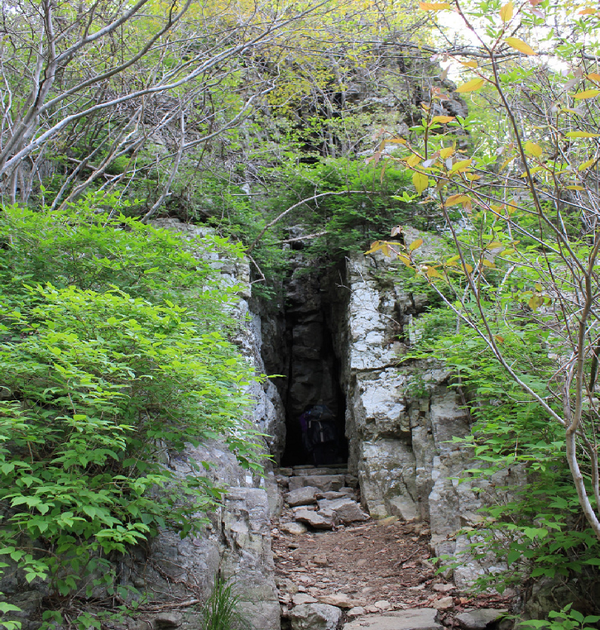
2 221 514 629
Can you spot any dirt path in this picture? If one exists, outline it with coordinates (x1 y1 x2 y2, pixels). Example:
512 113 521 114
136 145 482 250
272 511 512 627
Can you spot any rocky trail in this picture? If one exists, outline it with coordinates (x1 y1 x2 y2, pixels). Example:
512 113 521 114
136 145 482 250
272 465 512 630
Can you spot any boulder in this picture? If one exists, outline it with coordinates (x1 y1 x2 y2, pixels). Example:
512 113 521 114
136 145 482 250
318 490 354 500
456 609 508 630
348 607 366 619
330 498 369 523
292 593 318 605
432 596 454 610
286 486 319 507
291 603 343 630
289 475 345 492
294 509 334 530
153 613 182 628
280 522 308 535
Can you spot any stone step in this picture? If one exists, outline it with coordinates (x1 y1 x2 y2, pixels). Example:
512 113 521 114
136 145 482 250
288 474 347 493
291 465 349 476
343 608 443 630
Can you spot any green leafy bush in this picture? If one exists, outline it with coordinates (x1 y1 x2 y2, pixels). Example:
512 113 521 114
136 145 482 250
259 157 416 257
201 157 417 300
521 605 600 630
0 195 262 627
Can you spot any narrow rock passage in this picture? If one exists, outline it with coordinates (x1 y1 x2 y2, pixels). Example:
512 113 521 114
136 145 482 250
273 466 512 630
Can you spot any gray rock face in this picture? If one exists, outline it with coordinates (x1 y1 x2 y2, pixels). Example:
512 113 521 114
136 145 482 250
0 221 286 630
291 603 343 630
123 222 284 630
343 608 443 630
120 444 280 630
339 240 518 587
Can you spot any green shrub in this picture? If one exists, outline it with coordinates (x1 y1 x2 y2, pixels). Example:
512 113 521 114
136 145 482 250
0 194 263 627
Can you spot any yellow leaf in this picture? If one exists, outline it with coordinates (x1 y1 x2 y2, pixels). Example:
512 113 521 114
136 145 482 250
446 255 461 267
466 173 481 181
413 172 429 194
525 141 543 157
534 283 543 291
566 131 600 138
505 37 536 55
494 335 505 343
445 194 471 207
528 295 544 310
486 241 503 250
573 89 600 100
461 61 478 68
500 1 514 22
566 185 585 190
451 158 473 172
439 147 455 158
365 241 384 254
419 1 451 9
397 254 412 267
431 115 455 124
579 7 597 14
409 237 424 251
482 259 496 268
463 263 474 274
587 73 600 82
406 153 422 167
520 166 544 177
579 158 596 170
426 266 444 279
456 78 485 93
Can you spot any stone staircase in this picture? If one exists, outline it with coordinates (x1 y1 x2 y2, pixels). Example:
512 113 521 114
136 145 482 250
277 464 358 493
276 464 366 531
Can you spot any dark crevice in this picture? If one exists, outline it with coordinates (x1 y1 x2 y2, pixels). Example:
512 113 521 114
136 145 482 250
257 259 349 468
282 263 348 467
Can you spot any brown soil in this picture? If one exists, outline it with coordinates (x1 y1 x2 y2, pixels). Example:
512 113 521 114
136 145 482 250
272 513 513 624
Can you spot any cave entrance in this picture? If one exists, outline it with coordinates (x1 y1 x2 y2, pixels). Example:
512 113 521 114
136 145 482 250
279 265 348 468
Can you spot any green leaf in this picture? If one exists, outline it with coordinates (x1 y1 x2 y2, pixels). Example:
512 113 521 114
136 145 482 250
507 549 521 565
